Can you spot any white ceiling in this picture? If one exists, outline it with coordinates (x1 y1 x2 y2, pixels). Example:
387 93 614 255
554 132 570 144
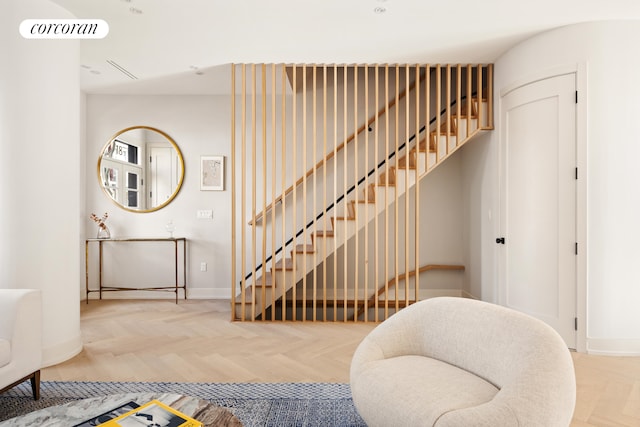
50 0 640 94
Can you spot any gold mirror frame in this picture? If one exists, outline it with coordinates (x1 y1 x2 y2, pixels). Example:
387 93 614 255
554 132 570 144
97 126 185 213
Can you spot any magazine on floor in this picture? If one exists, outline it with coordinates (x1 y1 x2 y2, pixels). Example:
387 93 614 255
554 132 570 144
72 401 140 426
97 399 202 427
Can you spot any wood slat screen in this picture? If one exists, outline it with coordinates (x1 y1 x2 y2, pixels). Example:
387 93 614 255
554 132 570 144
231 64 492 322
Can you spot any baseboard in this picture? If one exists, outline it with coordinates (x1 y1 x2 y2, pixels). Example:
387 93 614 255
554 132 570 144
187 288 230 300
587 339 640 356
420 289 468 299
83 288 230 301
83 288 473 302
460 290 479 300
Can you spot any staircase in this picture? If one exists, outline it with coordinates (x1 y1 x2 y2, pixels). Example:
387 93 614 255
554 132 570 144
232 63 493 322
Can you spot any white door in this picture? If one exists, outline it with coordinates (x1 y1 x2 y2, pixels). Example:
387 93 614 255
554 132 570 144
499 73 577 349
149 146 173 208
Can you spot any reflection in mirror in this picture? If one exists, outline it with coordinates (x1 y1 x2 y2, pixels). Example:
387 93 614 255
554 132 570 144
98 126 184 213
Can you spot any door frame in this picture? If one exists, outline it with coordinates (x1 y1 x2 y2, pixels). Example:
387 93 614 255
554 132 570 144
498 64 587 353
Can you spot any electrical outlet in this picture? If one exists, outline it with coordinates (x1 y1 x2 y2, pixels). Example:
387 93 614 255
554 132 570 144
200 262 207 272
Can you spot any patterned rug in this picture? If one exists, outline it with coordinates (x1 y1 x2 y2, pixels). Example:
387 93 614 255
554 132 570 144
0 381 366 426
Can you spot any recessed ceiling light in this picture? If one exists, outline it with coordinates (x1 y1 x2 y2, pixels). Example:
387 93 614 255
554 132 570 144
374 6 387 13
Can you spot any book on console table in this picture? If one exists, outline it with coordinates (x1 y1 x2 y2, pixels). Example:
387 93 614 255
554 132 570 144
98 399 202 427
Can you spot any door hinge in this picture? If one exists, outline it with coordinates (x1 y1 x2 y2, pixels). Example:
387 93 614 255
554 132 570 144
149 156 152 163
574 317 578 331
575 242 578 255
575 167 578 180
496 237 505 245
575 91 578 103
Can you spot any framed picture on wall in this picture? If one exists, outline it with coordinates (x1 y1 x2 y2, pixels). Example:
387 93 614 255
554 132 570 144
200 155 224 191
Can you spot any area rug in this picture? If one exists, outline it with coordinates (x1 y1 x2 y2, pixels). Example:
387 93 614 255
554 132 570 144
0 381 366 426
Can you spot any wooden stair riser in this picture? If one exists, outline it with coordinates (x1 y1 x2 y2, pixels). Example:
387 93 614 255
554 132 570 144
388 168 417 195
379 168 396 186
431 133 458 159
347 201 356 218
477 99 489 128
408 148 425 173
330 216 354 231
453 116 478 140
397 151 417 170
362 184 376 202
332 217 359 243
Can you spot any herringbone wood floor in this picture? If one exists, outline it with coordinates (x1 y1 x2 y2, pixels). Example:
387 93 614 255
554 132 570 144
42 300 640 426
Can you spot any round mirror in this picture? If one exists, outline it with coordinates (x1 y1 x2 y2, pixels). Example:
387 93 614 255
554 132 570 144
98 126 185 213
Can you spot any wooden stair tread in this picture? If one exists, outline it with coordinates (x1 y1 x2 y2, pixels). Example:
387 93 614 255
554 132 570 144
293 244 315 254
418 139 437 153
397 154 417 169
234 275 275 303
312 230 335 238
374 300 416 308
273 258 294 270
235 272 274 297
452 112 478 119
431 129 457 136
379 168 396 185
416 138 429 152
439 122 454 132
257 272 274 286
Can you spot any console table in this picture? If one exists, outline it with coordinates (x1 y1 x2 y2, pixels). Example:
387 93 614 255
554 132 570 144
85 237 187 303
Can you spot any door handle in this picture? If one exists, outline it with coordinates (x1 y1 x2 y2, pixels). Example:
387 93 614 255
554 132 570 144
496 237 505 244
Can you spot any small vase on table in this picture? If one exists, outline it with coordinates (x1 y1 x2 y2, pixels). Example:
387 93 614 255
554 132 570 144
91 212 111 239
97 224 111 239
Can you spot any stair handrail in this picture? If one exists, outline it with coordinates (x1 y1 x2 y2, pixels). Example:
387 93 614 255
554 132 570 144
250 71 427 225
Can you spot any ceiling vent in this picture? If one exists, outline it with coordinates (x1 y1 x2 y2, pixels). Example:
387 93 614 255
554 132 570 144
107 60 138 80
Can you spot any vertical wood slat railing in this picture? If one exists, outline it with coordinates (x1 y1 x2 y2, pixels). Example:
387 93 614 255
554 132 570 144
231 64 493 322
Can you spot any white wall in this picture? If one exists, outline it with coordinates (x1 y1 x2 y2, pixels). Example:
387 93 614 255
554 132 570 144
85 95 232 299
471 20 640 355
461 132 496 300
0 0 82 366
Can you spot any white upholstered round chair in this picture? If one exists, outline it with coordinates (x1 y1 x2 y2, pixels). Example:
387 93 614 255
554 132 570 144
350 297 576 427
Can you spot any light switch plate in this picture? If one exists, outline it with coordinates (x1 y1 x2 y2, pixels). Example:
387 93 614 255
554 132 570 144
197 209 213 219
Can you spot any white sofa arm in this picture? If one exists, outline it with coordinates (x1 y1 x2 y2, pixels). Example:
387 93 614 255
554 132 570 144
0 289 43 399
